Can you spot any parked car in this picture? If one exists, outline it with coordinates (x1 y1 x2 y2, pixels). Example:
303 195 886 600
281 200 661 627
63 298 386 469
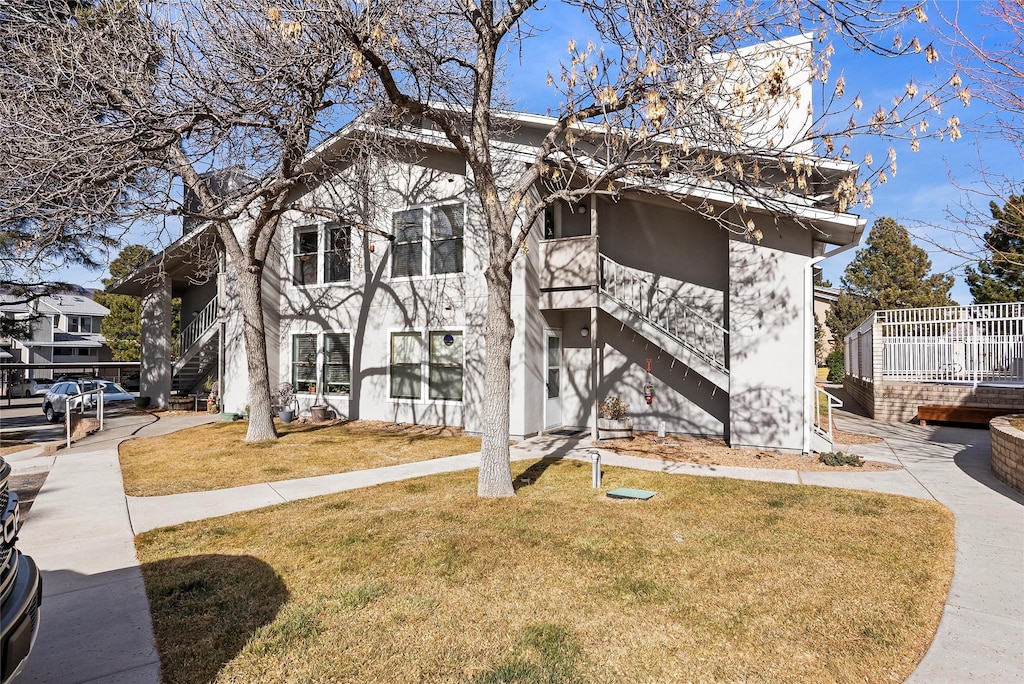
1 457 43 684
24 380 53 398
1 376 27 399
42 379 135 423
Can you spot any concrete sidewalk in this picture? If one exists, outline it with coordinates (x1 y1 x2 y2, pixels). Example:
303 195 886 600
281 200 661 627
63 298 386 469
13 412 1024 683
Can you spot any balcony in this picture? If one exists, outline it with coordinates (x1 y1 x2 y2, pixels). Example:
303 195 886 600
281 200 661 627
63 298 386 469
537 236 599 309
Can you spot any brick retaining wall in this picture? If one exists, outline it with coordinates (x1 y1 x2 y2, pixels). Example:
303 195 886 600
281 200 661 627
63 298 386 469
843 378 1024 423
991 415 1024 494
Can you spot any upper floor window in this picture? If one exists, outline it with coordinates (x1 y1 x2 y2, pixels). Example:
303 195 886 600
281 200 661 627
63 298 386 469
67 316 93 333
293 222 352 286
293 225 318 286
391 203 464 278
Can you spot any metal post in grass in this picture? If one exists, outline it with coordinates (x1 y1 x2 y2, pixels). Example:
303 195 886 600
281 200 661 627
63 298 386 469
590 449 601 488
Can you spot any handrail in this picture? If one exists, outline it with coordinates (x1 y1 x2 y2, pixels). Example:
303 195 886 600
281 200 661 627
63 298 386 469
176 297 219 360
598 254 728 371
813 386 842 442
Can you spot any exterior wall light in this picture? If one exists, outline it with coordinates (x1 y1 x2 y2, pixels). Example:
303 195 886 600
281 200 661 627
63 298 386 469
580 326 589 338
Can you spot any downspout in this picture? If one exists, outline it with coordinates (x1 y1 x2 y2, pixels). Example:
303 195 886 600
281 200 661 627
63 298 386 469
802 241 859 455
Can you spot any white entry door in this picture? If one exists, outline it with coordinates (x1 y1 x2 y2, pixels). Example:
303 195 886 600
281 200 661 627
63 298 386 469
545 331 562 428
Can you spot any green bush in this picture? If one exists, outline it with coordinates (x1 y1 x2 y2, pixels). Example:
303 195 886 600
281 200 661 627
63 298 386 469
818 451 863 467
825 349 845 383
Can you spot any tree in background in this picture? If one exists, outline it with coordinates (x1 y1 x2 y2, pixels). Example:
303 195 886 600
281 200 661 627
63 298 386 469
827 217 955 340
2 0 967 496
93 246 154 361
966 196 1024 303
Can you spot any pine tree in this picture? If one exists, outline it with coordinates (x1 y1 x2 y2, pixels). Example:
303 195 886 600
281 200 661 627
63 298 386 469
966 196 1024 304
826 217 955 341
93 246 153 361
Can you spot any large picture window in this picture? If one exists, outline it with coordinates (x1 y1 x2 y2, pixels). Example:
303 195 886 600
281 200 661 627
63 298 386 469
390 330 463 401
67 316 93 333
391 203 464 278
292 333 352 395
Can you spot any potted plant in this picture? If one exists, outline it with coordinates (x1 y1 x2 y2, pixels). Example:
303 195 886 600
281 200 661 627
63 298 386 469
597 396 633 440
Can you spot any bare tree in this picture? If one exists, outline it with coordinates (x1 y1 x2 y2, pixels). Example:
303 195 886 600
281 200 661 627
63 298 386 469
2 1 965 490
916 0 1022 276
324 0 964 496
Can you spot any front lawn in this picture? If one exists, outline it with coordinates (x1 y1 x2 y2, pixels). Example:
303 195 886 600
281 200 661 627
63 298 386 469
119 420 481 496
137 460 954 683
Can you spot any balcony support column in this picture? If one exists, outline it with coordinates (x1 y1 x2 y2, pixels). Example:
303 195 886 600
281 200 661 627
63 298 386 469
140 273 172 408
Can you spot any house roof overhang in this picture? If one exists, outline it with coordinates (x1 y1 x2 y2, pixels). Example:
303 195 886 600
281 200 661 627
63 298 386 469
107 223 219 297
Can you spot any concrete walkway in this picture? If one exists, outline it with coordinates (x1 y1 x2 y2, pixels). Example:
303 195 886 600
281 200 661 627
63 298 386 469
11 411 1024 683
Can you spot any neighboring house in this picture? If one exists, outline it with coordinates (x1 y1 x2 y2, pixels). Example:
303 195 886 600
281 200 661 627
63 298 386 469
813 283 840 362
112 141 866 454
0 293 113 380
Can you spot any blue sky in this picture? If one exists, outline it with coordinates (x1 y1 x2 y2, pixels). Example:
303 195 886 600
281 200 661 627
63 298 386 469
58 1 1013 305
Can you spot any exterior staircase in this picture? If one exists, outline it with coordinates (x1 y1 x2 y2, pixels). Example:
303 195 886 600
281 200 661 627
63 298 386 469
172 297 219 395
598 255 729 391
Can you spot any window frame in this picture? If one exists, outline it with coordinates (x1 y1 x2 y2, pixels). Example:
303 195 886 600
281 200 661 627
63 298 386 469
389 201 465 280
291 331 352 396
388 328 464 403
291 222 353 288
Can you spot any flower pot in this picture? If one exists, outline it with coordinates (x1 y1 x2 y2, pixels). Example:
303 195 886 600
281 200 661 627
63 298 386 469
134 396 151 409
597 417 633 440
279 409 294 424
310 405 330 423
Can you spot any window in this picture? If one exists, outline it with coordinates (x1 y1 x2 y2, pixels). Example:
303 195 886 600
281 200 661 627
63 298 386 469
392 209 423 278
325 223 351 283
323 333 351 393
67 316 93 333
430 205 464 274
293 225 318 286
391 203 464 277
292 334 317 391
429 331 463 400
291 333 352 395
390 332 422 399
390 330 463 401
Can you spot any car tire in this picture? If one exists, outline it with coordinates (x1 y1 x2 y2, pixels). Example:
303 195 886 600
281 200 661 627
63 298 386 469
44 405 58 423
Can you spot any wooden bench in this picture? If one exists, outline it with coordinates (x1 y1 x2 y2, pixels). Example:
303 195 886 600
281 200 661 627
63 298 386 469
917 405 1016 426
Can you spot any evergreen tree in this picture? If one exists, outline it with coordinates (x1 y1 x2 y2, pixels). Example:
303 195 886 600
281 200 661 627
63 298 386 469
93 246 152 361
966 196 1024 304
826 217 955 341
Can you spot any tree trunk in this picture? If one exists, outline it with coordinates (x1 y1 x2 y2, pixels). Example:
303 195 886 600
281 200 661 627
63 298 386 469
237 265 278 442
477 256 516 497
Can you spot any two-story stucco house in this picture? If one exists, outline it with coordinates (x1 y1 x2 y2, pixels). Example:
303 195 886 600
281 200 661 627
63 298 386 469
0 292 112 381
111 101 865 454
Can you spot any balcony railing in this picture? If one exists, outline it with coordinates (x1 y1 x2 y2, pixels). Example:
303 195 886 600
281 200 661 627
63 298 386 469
846 303 1024 385
176 297 219 360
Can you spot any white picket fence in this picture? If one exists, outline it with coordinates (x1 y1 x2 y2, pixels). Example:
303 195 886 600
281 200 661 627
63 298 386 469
846 303 1024 385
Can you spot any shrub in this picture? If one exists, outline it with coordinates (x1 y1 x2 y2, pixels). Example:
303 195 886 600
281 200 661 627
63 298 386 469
825 349 845 383
599 396 630 419
819 451 863 467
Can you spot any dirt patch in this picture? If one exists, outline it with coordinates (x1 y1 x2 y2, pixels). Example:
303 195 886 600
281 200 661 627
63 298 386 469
833 427 885 445
597 432 900 472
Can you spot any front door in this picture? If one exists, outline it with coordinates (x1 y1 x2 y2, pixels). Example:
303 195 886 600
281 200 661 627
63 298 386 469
545 331 562 429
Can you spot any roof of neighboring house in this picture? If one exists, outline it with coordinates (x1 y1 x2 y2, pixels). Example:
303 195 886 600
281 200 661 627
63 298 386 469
37 294 109 316
22 332 106 348
813 285 840 303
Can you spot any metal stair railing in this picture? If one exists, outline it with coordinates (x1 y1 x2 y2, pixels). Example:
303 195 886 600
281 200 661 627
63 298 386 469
175 297 219 362
599 254 728 373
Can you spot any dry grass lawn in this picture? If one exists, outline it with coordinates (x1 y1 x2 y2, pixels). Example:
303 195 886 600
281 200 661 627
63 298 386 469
119 420 481 496
137 460 954 684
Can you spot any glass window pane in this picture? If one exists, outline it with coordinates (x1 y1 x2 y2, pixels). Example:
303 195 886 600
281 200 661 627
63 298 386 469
429 331 462 400
324 333 351 394
292 334 318 389
393 209 423 242
392 242 422 277
547 369 560 399
431 238 463 274
391 332 422 399
293 225 318 285
326 224 351 282
547 336 560 367
431 204 464 238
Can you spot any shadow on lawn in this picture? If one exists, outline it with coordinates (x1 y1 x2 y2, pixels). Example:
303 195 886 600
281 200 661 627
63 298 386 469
141 553 288 684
